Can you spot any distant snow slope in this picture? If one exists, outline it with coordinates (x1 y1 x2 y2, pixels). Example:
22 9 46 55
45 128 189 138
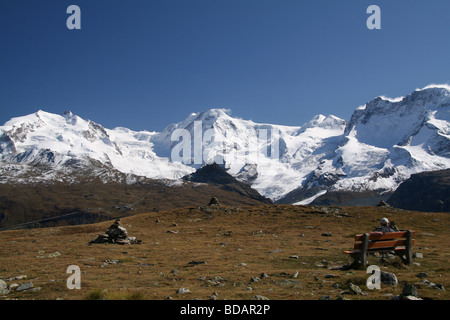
1 85 449 202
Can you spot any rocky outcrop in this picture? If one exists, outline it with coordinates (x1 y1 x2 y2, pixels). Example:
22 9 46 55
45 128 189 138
387 169 450 212
182 163 272 204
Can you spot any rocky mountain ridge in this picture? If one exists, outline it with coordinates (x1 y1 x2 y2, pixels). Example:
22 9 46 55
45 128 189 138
1 85 449 204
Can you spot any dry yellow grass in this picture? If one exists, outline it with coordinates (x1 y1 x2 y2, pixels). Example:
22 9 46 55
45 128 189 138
1 204 449 300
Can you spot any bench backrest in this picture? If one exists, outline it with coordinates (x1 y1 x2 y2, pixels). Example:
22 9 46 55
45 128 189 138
353 231 415 251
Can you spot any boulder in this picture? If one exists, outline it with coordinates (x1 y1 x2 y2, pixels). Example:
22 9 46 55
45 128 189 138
176 287 191 294
402 284 418 297
0 280 10 295
381 271 398 286
349 283 367 296
15 282 34 292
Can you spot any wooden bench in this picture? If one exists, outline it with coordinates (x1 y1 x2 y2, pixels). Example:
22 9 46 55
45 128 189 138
344 230 415 267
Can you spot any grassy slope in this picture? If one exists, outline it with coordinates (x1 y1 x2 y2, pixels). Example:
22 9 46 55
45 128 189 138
0 204 449 300
0 181 270 229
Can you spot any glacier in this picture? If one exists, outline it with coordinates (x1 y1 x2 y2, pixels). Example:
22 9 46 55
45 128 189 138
1 84 449 203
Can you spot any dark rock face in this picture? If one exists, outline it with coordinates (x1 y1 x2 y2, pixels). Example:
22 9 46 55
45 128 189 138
183 162 238 185
182 163 272 204
387 169 450 212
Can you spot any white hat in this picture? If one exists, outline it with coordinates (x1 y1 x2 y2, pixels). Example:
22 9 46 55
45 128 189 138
380 218 389 225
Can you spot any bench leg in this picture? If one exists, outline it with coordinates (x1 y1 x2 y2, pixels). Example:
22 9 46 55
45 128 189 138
351 233 369 268
360 233 369 266
405 230 413 265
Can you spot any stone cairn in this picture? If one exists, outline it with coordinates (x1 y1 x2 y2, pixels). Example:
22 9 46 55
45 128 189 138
89 219 141 245
208 196 220 206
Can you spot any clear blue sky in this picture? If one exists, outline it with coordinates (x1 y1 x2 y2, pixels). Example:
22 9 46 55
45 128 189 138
1 0 449 132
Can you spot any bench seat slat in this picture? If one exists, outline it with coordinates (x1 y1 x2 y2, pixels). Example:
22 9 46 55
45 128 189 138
353 239 415 250
354 231 415 241
344 247 407 255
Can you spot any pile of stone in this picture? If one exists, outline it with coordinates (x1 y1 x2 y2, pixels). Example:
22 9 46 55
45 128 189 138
208 196 220 206
89 219 141 245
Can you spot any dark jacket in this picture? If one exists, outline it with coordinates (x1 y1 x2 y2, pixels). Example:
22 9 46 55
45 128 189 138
374 225 395 234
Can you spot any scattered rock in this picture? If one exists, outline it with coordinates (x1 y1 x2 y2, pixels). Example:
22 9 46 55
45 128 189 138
135 263 154 267
377 200 391 207
8 283 19 291
402 284 418 297
176 287 191 294
290 255 299 259
269 249 282 254
15 282 34 292
101 259 120 267
393 295 423 300
381 271 398 286
35 251 61 258
205 275 226 287
188 260 207 266
434 283 446 291
0 280 10 295
3 275 27 281
291 271 299 279
276 279 302 288
413 252 424 259
253 295 270 300
349 283 367 296
416 272 428 279
210 292 219 300
393 283 423 300
419 279 445 291
405 296 423 300
321 232 333 237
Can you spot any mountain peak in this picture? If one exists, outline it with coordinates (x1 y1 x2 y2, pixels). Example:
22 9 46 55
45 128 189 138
416 83 450 93
298 114 346 133
192 108 232 122
63 110 74 118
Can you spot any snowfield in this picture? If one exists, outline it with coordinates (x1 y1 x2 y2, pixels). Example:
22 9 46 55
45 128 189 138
1 85 449 202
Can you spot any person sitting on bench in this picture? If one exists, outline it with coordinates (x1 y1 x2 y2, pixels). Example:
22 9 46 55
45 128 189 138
372 217 398 234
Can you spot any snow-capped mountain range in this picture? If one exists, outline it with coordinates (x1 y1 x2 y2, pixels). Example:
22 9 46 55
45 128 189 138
1 84 449 203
